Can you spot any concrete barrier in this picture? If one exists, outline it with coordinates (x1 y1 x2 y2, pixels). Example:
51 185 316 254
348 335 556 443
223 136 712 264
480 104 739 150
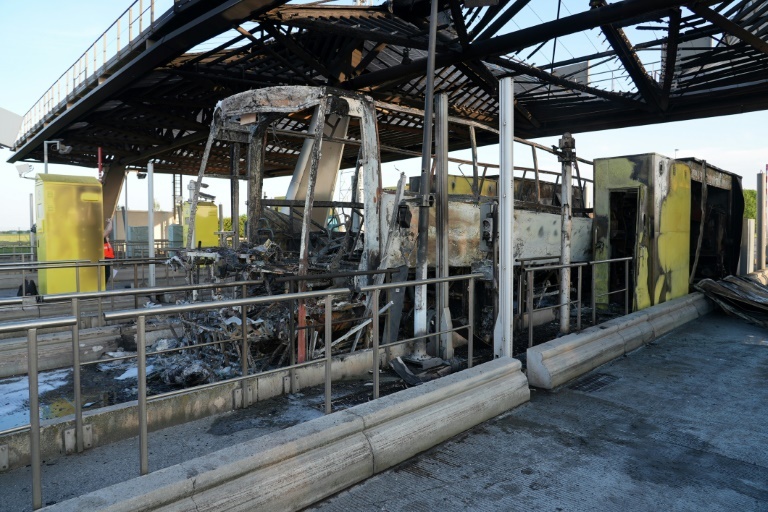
44 357 529 511
527 293 713 389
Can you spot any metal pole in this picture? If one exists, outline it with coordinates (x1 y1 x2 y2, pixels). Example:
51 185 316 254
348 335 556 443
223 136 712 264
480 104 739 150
592 263 596 325
577 265 582 332
324 295 332 414
527 271 534 348
468 277 474 369
29 194 35 261
435 93 451 359
96 264 103 326
372 291 380 399
494 77 514 358
44 142 49 174
147 162 156 287
413 0 440 351
71 298 83 452
624 259 630 316
137 315 148 475
558 133 575 334
133 263 139 308
28 327 42 510
241 284 248 406
758 173 767 270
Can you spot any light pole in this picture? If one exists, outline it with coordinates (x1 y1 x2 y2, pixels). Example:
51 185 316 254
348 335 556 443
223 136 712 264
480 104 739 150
43 140 72 174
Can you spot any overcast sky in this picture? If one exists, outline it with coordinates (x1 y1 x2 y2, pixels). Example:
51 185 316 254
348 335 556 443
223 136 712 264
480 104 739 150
1 1 766 231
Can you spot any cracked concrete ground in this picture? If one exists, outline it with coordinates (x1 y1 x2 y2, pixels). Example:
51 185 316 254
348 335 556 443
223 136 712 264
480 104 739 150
310 312 768 512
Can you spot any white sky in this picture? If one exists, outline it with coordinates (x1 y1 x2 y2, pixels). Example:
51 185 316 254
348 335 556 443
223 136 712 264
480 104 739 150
1 1 766 231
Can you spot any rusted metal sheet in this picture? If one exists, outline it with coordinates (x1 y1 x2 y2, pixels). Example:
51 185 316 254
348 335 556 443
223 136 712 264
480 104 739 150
686 158 732 190
696 275 768 327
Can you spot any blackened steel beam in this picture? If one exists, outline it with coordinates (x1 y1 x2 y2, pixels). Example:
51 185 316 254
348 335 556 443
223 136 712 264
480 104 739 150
661 7 681 110
689 3 768 56
345 0 690 91
261 23 334 81
474 0 531 42
592 0 661 111
264 15 431 51
489 56 645 109
118 130 209 166
11 0 291 163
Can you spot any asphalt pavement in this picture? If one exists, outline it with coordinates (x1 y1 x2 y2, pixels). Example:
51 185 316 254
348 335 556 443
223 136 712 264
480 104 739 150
310 311 768 512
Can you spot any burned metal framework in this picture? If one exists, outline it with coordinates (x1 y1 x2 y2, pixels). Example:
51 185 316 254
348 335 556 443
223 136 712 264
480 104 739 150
8 0 768 199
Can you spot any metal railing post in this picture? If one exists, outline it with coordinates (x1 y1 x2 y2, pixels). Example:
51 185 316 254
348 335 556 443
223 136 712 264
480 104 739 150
22 267 26 296
372 291 380 399
76 266 80 293
591 262 596 325
241 284 249 405
624 259 629 315
28 327 42 510
289 281 296 393
133 263 139 309
137 315 148 475
71 298 84 452
97 263 104 326
324 295 332 414
577 265 582 332
468 277 474 368
527 270 534 348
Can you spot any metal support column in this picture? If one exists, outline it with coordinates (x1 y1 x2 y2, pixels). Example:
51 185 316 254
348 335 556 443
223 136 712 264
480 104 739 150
147 162 155 287
557 133 575 334
414 0 439 353
758 173 766 270
493 77 514 359
231 143 240 243
435 94 453 359
247 123 267 244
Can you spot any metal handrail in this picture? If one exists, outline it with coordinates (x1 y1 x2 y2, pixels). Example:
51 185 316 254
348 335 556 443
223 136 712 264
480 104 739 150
0 314 77 509
2 273 480 510
40 279 263 303
524 263 585 348
523 257 634 349
16 0 168 144
591 256 633 324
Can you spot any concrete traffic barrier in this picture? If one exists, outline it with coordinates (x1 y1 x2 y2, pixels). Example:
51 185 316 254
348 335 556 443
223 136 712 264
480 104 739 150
44 357 529 511
527 293 713 390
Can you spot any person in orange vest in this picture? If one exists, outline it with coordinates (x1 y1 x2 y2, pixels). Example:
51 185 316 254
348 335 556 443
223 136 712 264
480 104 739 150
103 218 115 283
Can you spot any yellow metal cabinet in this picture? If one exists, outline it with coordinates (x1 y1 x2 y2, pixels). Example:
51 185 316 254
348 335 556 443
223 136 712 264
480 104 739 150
35 174 104 294
182 201 219 248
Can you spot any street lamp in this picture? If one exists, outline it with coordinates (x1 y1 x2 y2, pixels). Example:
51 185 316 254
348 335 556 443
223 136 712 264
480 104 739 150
43 140 72 174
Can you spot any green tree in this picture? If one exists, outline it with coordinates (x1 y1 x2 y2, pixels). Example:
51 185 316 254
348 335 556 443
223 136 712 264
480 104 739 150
743 189 756 219
223 215 247 238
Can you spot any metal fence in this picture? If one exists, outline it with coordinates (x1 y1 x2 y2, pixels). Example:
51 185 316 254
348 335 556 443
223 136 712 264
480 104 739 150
17 0 175 144
0 272 479 509
522 257 633 347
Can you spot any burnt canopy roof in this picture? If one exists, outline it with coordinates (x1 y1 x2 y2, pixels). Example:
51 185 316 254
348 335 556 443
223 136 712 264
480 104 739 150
10 0 768 177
